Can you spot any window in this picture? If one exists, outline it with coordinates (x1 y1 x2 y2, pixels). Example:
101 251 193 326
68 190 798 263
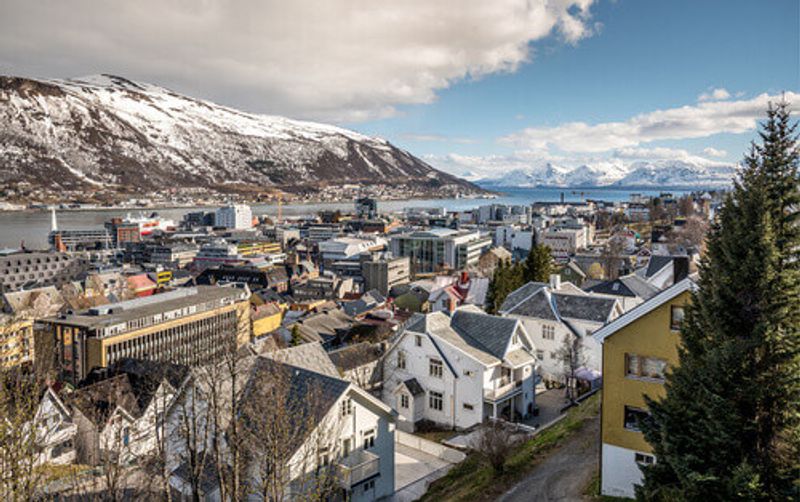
363 429 376 449
635 452 655 466
415 335 422 346
624 406 650 432
397 350 406 370
463 403 474 411
340 398 353 417
670 306 685 331
400 394 409 408
463 369 474 377
512 332 519 345
536 350 544 360
363 480 375 493
429 358 443 378
122 427 130 446
625 353 667 380
542 325 555 340
429 391 443 411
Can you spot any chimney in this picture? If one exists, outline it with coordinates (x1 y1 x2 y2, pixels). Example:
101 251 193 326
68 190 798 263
459 270 469 286
673 256 689 283
549 274 561 290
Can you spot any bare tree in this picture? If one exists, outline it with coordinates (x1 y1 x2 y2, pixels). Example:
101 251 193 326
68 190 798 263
601 235 625 280
170 373 213 502
556 332 588 404
0 365 43 502
475 420 522 475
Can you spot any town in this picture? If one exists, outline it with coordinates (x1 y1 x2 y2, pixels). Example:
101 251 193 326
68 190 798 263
2 185 719 500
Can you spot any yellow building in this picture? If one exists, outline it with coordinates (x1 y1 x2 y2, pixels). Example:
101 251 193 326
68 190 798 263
251 303 283 339
237 241 282 256
0 315 34 368
592 278 694 499
45 286 251 385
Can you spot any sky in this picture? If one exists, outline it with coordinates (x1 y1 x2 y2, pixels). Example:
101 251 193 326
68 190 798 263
1 0 798 179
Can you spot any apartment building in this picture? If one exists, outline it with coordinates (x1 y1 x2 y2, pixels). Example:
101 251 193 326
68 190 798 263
592 279 694 498
215 204 252 229
389 229 492 275
499 276 622 382
44 286 251 385
539 226 587 258
382 307 538 431
361 255 411 296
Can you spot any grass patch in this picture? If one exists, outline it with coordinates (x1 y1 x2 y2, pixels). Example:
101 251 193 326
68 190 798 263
416 429 457 444
420 392 601 502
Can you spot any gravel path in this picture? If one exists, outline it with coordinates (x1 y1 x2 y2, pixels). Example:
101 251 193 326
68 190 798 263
498 416 600 502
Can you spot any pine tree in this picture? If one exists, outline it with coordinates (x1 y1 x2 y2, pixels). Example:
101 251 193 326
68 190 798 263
523 244 554 283
637 102 800 501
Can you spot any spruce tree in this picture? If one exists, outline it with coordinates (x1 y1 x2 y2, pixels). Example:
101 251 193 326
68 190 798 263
637 102 800 501
523 244 554 283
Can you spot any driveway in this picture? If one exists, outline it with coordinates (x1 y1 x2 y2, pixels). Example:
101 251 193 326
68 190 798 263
392 442 455 502
499 416 600 502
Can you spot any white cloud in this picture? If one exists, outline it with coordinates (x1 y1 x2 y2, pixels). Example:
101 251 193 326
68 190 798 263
698 87 732 102
500 92 800 153
0 0 597 122
702 147 727 157
400 134 477 144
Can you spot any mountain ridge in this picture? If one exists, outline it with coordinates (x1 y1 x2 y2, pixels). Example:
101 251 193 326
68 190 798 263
0 74 480 199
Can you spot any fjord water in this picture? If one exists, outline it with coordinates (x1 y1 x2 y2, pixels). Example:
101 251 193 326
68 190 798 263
0 186 692 249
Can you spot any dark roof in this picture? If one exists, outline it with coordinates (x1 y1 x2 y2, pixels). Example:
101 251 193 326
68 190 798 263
239 357 350 457
404 313 427 333
584 274 659 300
450 310 519 360
342 289 386 317
645 255 673 278
498 282 547 314
75 358 190 424
328 342 383 371
402 378 425 397
69 374 141 426
553 293 617 323
500 287 557 320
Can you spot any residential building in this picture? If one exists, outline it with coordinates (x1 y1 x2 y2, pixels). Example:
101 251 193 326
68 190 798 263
389 229 492 275
592 279 695 498
167 354 396 501
293 274 355 302
319 236 387 269
361 255 411 296
31 387 77 466
69 358 190 465
45 285 251 385
540 226 586 258
215 204 252 229
382 307 538 431
584 273 661 311
499 276 622 382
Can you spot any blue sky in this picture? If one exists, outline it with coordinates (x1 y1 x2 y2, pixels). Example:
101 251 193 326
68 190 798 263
350 0 799 176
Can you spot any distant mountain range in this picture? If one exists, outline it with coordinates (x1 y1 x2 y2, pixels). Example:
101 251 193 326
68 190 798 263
475 159 737 189
0 74 480 196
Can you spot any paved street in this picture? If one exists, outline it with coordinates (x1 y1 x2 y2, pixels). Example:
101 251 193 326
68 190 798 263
499 416 600 502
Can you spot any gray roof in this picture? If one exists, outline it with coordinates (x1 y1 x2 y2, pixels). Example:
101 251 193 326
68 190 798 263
419 312 500 366
584 274 660 300
498 282 547 313
450 310 519 360
500 281 617 324
240 357 351 457
553 293 617 324
328 342 383 371
262 342 339 377
645 255 673 278
402 378 425 396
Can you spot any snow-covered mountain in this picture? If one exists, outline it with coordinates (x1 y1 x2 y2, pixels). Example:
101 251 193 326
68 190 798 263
477 159 736 188
0 74 478 195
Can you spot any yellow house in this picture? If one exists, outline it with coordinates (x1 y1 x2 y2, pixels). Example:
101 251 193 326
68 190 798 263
592 278 695 499
251 303 284 339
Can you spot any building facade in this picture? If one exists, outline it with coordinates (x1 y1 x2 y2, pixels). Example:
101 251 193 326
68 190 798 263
592 279 694 498
45 286 251 385
361 255 411 296
389 229 492 275
215 204 252 229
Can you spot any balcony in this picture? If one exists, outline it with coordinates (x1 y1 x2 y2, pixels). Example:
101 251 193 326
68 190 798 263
337 449 380 488
484 379 523 401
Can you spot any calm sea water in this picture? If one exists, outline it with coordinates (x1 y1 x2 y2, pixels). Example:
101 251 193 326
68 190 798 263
0 187 690 249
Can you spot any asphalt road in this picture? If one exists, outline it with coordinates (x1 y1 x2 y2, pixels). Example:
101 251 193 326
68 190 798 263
499 416 600 502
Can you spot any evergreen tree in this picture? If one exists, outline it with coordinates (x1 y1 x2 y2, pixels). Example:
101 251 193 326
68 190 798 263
637 102 800 501
523 244 554 283
290 324 303 346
